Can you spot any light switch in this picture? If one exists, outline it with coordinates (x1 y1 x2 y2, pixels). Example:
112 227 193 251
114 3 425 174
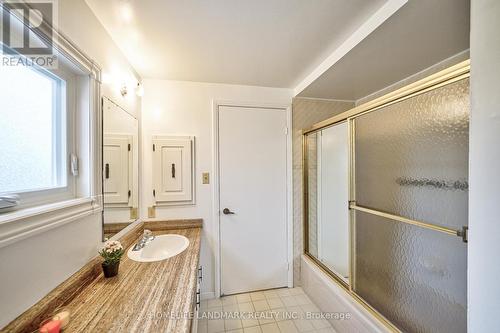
202 172 210 184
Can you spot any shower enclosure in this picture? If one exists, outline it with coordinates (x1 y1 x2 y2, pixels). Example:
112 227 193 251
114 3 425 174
303 61 470 333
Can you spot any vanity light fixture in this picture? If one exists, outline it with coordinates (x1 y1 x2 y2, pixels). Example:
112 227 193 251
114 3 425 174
102 71 139 97
120 84 128 96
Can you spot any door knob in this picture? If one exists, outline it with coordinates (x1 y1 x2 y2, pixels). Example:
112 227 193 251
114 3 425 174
222 208 235 215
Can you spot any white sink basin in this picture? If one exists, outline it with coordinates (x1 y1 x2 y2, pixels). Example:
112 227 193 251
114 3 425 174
127 234 189 262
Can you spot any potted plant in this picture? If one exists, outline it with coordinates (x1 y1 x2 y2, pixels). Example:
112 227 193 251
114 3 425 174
98 240 124 278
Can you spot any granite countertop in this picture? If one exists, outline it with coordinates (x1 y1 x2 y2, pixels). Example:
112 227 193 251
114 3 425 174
3 221 203 333
62 227 202 332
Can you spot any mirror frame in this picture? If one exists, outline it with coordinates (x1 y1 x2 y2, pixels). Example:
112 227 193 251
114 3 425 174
101 96 139 241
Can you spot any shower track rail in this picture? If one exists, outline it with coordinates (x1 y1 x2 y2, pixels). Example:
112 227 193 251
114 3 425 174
349 202 468 242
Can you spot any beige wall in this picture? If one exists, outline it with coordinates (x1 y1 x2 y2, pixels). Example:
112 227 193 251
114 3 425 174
292 98 354 285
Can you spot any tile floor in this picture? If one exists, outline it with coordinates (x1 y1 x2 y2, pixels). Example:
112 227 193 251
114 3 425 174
197 287 336 333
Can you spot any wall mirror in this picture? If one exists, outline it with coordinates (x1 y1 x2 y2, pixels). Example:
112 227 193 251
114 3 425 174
102 97 139 239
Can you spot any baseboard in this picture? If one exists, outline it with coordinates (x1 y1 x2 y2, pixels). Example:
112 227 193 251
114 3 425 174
201 292 215 300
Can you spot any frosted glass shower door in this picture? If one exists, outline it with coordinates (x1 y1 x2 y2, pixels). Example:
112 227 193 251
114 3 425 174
353 78 469 333
304 122 350 284
317 122 349 280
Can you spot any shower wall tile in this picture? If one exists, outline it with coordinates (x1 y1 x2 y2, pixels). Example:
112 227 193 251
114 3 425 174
292 98 353 286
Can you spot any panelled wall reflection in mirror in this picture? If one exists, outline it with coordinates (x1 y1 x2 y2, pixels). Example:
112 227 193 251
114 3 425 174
304 73 469 332
102 97 139 239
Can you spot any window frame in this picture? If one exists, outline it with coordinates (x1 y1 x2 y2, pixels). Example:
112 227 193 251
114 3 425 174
0 59 78 209
0 1 102 249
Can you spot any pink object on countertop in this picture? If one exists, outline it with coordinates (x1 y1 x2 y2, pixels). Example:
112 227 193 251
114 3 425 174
39 319 62 333
52 310 71 329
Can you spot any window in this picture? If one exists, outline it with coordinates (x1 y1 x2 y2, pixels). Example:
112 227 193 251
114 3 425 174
0 54 75 209
0 2 101 247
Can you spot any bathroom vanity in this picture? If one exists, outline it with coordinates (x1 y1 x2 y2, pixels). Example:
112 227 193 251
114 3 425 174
3 220 203 333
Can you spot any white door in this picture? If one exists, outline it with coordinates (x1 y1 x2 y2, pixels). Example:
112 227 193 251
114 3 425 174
219 105 288 295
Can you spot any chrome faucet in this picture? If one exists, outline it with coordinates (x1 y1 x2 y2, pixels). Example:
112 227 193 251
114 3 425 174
132 229 155 251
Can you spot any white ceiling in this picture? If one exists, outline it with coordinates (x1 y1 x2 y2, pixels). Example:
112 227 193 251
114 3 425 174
85 0 388 88
297 0 470 100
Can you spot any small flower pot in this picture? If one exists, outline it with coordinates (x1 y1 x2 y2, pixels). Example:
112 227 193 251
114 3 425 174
102 261 120 278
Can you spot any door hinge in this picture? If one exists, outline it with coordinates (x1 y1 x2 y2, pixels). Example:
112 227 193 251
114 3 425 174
457 226 468 243
284 127 288 135
153 189 156 197
128 190 131 198
128 143 131 151
153 144 156 151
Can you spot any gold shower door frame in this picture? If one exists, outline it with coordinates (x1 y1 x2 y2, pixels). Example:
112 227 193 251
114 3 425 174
302 60 470 332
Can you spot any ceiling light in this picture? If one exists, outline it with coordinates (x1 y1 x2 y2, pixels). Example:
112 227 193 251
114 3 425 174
120 4 133 23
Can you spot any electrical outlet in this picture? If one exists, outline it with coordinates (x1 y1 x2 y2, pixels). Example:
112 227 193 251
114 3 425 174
130 207 138 220
148 206 156 218
202 172 210 184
